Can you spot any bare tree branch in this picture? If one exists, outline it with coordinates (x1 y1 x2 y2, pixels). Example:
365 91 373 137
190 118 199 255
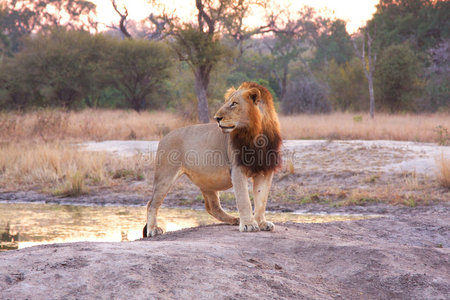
111 0 131 39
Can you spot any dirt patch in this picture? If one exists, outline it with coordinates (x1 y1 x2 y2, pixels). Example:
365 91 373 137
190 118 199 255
1 209 449 299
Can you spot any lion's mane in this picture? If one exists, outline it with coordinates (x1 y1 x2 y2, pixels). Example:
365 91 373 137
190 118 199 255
230 82 282 176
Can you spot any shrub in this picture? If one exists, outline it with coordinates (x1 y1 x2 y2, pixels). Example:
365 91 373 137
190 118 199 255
281 77 331 114
375 43 423 112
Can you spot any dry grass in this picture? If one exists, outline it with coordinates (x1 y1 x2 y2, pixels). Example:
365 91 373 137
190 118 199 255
280 112 450 143
1 110 449 143
0 142 154 194
0 109 188 143
0 109 449 198
436 154 450 189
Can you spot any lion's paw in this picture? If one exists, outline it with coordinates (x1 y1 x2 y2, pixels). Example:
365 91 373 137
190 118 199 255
258 221 275 231
239 220 260 232
148 226 164 237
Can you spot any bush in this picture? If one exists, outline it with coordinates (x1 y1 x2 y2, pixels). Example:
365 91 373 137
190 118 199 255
375 43 423 112
281 77 331 114
420 40 450 112
107 39 174 111
325 58 369 111
0 28 110 109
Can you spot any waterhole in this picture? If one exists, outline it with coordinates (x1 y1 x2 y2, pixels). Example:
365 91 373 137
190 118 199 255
1 203 374 251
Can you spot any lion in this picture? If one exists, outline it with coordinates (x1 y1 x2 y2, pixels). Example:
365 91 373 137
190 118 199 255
143 82 282 237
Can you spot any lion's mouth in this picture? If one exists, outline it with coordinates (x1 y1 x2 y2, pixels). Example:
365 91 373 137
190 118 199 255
219 125 236 132
219 125 235 129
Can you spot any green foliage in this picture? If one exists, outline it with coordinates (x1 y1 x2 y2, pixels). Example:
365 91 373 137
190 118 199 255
0 29 174 111
353 115 363 123
324 58 369 111
0 0 97 53
0 1 448 115
0 57 34 109
15 29 108 108
433 125 450 146
375 43 423 112
226 72 249 87
313 19 354 66
368 0 450 51
364 0 449 113
173 27 228 71
107 39 173 111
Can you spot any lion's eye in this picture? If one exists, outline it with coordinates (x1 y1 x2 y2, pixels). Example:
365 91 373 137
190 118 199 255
230 102 238 108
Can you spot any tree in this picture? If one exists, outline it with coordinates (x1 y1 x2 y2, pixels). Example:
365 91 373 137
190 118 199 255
10 29 108 108
368 0 450 51
0 57 34 109
107 39 173 112
221 1 271 57
352 28 377 118
325 58 369 111
266 6 324 102
375 43 422 112
313 19 354 66
0 0 97 53
422 40 450 111
281 77 330 114
169 0 261 123
109 0 170 40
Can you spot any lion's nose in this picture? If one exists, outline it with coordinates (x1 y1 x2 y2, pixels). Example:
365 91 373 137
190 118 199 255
214 116 223 124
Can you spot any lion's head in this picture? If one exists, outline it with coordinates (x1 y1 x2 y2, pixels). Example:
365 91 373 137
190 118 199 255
214 82 282 176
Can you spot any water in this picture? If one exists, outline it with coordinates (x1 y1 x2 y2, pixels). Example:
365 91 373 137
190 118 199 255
0 203 373 251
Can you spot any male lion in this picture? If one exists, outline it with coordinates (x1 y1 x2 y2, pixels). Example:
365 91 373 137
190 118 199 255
143 82 282 237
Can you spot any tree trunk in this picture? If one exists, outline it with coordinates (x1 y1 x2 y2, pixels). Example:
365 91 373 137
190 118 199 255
368 75 375 119
194 71 210 123
280 66 288 102
131 97 142 112
352 30 376 119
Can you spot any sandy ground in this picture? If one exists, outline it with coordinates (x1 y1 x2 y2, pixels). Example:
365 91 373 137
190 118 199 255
1 140 449 299
81 140 450 205
1 205 449 300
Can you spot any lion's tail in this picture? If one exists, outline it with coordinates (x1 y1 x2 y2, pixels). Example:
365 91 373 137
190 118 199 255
142 223 148 238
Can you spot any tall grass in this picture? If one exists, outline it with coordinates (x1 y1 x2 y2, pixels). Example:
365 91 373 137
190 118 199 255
0 109 187 143
0 142 153 193
280 112 450 142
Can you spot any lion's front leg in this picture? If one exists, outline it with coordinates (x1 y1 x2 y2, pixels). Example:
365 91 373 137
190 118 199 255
253 172 275 231
231 166 259 232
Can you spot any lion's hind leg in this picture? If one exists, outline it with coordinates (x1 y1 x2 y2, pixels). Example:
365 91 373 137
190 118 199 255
145 166 181 238
202 190 239 225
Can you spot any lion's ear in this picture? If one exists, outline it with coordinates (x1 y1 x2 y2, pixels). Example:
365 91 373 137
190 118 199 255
224 87 236 102
247 88 261 104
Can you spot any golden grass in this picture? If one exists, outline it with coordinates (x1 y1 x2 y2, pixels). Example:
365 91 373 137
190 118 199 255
0 142 154 194
1 110 449 143
0 109 188 143
280 112 450 143
436 154 450 189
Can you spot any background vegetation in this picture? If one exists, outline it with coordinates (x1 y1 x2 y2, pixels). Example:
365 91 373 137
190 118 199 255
0 0 448 119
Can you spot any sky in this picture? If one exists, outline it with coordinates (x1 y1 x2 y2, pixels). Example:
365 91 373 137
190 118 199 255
92 0 379 34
